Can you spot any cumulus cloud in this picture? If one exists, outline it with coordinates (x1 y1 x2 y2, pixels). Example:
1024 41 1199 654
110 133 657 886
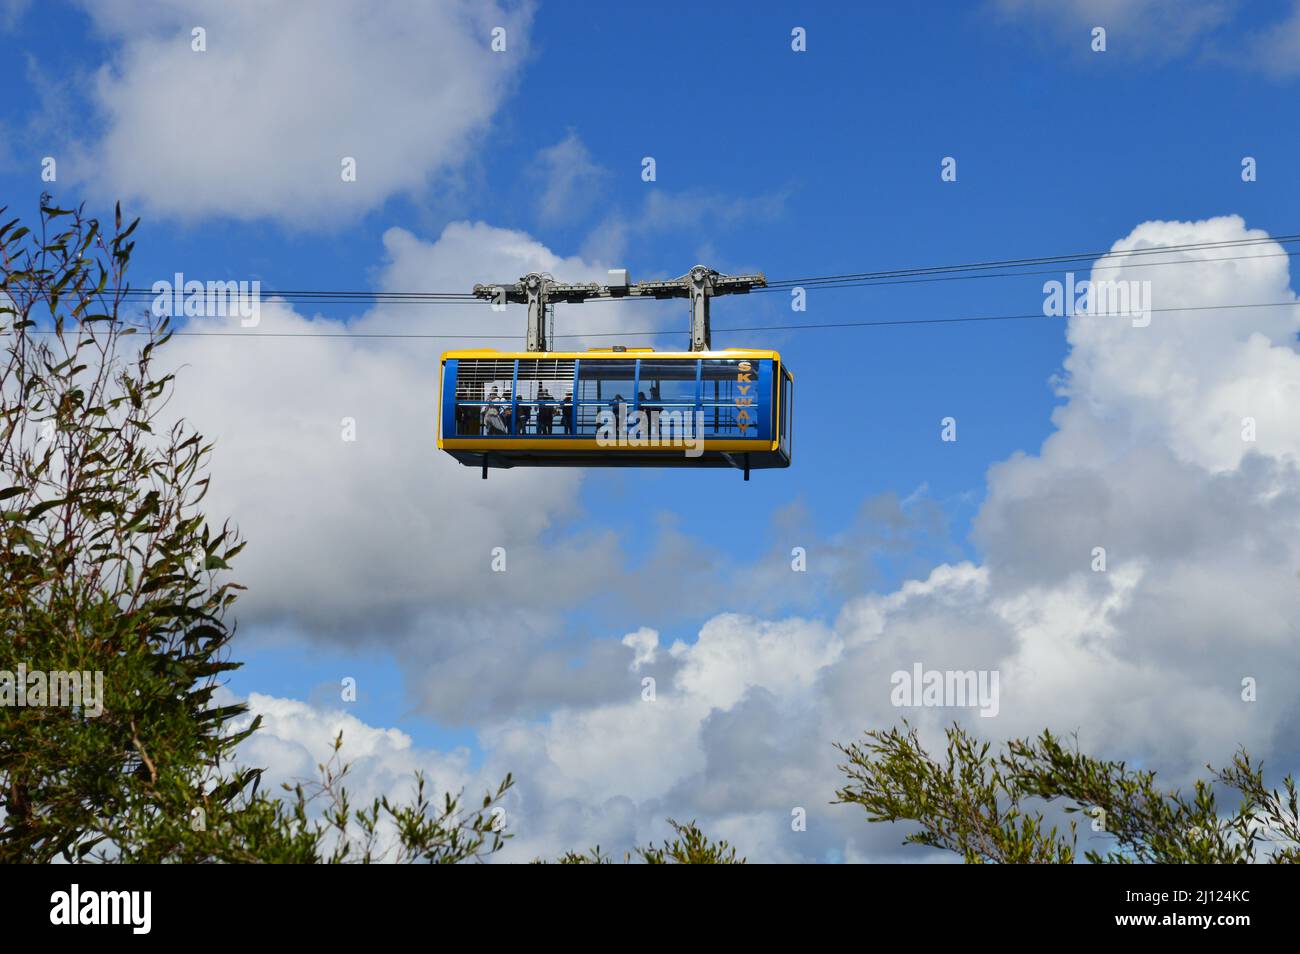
530 131 608 225
228 689 474 806
155 219 689 728
71 0 533 225
160 219 649 637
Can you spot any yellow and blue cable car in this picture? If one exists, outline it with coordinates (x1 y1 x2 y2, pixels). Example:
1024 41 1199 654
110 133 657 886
438 267 792 478
437 347 793 478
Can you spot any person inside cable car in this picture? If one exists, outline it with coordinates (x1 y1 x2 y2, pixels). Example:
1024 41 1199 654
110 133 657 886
644 384 662 436
561 392 573 434
536 385 553 434
483 387 507 435
515 389 531 435
636 390 663 437
608 393 630 434
456 391 474 436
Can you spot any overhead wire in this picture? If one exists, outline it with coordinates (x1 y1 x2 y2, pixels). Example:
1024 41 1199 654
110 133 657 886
7 231 1298 309
5 233 1299 342
16 298 1296 340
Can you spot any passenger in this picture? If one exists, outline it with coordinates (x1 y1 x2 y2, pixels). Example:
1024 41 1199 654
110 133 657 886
536 385 553 435
609 393 627 431
642 386 662 436
483 387 507 435
515 389 531 435
634 391 649 438
561 392 573 434
502 389 513 433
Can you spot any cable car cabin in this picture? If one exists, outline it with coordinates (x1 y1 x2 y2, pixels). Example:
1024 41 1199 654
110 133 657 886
437 348 793 478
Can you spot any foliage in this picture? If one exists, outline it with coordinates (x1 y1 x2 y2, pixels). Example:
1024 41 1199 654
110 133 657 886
0 198 513 864
835 721 1300 864
113 732 514 864
0 198 256 861
547 819 745 864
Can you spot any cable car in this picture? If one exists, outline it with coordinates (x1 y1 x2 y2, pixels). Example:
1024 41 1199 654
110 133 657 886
437 266 793 479
437 347 793 477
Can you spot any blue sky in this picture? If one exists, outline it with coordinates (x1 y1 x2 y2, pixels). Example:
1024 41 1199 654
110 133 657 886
4 1 1300 860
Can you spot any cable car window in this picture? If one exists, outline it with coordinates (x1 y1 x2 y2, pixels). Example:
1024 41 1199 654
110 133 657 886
515 358 575 436
454 359 514 436
780 367 793 456
636 361 697 406
634 359 697 443
576 359 637 436
701 358 755 436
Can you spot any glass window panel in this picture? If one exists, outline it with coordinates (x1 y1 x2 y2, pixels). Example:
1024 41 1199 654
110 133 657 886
700 358 760 436
576 359 637 436
636 360 698 407
453 359 514 436
514 358 574 435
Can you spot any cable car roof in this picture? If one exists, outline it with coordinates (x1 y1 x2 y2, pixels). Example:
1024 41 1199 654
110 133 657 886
440 346 783 361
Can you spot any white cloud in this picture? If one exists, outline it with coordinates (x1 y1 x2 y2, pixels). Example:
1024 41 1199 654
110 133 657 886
229 690 473 803
153 219 686 730
160 219 649 638
996 0 1300 78
1062 216 1300 472
0 0 30 31
580 186 792 266
72 0 533 225
993 0 1234 59
1247 2 1300 77
531 131 608 225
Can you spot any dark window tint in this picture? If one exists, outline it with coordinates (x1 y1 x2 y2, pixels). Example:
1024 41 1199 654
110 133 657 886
575 359 636 435
637 360 698 407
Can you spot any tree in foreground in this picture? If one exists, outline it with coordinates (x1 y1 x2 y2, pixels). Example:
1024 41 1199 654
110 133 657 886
0 199 511 863
0 199 257 860
834 722 1300 863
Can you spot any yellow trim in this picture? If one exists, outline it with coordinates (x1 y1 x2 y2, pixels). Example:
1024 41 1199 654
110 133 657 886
440 438 778 452
439 348 782 362
436 350 790 453
437 361 445 444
